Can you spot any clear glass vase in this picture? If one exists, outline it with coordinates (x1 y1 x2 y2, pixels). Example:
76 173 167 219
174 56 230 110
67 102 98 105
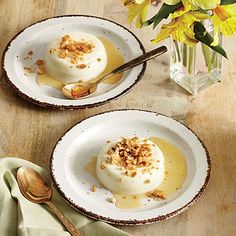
170 24 222 94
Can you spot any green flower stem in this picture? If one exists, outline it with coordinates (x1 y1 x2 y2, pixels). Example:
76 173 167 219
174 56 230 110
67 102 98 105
211 51 216 65
215 54 218 68
187 46 195 75
211 50 218 68
202 43 212 73
174 41 181 62
172 49 176 63
182 43 188 67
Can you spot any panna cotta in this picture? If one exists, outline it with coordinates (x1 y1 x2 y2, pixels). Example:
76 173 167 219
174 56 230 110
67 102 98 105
45 32 107 83
96 137 165 195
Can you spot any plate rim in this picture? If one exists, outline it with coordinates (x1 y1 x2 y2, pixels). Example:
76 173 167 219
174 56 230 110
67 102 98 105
50 109 211 225
2 15 146 110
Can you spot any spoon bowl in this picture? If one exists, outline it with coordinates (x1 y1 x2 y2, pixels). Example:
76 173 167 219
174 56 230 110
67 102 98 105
17 167 82 236
62 82 97 100
17 167 52 203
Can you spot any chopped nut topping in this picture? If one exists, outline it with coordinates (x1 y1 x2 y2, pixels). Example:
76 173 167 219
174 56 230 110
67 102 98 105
100 162 106 169
35 59 45 75
146 190 166 200
49 48 57 54
77 64 87 69
144 179 150 184
91 185 97 192
28 50 33 55
97 58 101 62
57 35 94 64
35 59 44 65
108 197 116 203
37 68 44 74
24 67 34 73
106 137 153 172
59 53 66 58
131 172 137 177
70 59 77 64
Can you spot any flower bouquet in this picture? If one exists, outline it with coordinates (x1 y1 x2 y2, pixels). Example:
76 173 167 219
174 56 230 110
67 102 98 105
123 0 236 94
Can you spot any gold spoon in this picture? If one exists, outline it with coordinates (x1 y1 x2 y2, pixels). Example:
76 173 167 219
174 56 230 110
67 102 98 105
17 167 82 236
62 46 167 99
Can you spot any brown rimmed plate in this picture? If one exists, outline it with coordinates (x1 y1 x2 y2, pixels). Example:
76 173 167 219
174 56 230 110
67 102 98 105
3 15 146 110
50 109 211 225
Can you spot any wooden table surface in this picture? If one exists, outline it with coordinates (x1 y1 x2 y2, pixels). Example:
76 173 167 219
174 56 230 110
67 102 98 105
0 1 235 235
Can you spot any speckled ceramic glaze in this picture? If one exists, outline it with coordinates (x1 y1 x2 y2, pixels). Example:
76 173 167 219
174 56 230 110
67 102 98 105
50 110 211 225
3 15 146 109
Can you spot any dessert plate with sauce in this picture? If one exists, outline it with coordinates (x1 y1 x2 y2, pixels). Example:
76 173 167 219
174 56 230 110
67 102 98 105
3 15 146 109
50 110 211 225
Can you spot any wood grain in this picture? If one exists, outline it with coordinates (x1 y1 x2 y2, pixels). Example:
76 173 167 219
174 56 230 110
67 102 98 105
186 36 236 236
0 1 235 235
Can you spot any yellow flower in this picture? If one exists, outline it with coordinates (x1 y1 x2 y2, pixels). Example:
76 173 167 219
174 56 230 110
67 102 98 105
135 0 146 3
152 11 209 46
211 4 236 46
123 0 151 28
163 0 220 10
189 0 220 10
169 0 192 18
163 0 181 5
124 0 145 3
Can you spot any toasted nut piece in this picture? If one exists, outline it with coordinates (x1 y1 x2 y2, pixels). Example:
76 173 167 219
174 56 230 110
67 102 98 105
67 44 76 51
24 67 34 73
37 68 44 74
91 185 97 192
131 172 137 177
70 59 77 64
146 190 166 200
77 64 87 69
35 59 44 65
59 53 66 58
28 50 33 55
108 197 116 203
100 162 106 169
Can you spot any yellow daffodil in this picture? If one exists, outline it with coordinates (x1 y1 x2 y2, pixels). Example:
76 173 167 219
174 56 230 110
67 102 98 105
123 0 151 28
152 11 209 46
169 0 192 18
162 0 220 10
135 0 146 3
124 0 145 3
164 0 181 5
211 4 236 46
189 0 220 10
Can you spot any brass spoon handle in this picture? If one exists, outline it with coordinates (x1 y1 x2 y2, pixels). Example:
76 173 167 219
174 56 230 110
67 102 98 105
45 201 82 236
97 45 167 83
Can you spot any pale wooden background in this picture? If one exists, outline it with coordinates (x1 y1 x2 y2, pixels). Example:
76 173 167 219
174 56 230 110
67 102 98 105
0 1 235 235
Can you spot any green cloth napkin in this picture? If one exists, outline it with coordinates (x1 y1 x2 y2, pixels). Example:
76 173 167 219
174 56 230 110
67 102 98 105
0 157 130 236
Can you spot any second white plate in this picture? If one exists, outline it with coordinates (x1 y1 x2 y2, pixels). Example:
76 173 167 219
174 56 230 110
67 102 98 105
50 110 211 225
3 15 146 109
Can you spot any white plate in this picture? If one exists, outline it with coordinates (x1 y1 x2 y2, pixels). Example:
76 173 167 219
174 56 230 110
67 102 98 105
50 110 211 225
3 15 146 110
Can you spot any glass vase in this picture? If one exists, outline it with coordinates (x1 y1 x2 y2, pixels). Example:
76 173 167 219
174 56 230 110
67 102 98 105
170 27 222 94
